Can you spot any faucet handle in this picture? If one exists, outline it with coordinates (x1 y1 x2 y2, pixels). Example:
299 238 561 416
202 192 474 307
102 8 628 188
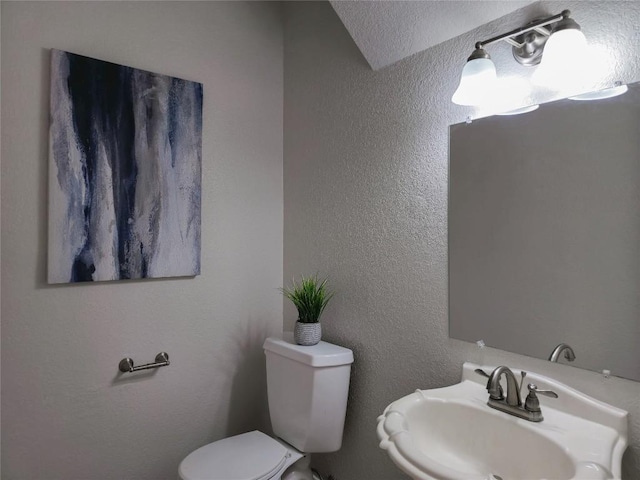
525 383 558 416
527 384 559 398
475 368 504 399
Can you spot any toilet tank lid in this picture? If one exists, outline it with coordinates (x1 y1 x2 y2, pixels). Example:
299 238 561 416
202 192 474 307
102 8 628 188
264 335 354 367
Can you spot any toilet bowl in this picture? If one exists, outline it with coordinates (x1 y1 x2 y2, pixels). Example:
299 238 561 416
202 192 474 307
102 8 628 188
178 335 354 480
178 431 304 480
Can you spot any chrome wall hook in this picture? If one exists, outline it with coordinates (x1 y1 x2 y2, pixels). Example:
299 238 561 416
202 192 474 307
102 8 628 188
119 352 170 373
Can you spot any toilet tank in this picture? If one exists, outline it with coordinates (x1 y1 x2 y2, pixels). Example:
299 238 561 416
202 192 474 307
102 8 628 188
263 335 354 453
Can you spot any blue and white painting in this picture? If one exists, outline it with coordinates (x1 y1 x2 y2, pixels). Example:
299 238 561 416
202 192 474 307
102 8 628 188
48 49 203 283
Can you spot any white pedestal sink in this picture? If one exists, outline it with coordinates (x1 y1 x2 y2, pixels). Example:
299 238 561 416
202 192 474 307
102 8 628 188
377 363 628 480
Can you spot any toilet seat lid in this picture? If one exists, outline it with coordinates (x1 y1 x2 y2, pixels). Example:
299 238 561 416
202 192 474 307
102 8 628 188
179 431 288 480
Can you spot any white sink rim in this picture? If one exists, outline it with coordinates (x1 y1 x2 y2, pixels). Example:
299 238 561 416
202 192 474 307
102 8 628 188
377 362 628 480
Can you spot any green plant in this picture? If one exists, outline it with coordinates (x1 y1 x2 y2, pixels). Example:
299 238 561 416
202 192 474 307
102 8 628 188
280 274 335 324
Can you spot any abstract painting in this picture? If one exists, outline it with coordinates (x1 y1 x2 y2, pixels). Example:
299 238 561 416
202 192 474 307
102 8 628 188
48 50 203 283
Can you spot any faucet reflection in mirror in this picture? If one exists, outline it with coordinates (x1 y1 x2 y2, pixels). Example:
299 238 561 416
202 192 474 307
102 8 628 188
549 343 576 363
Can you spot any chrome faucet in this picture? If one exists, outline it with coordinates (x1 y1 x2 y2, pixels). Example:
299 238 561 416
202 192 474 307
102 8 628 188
549 343 576 363
487 366 522 407
481 366 558 422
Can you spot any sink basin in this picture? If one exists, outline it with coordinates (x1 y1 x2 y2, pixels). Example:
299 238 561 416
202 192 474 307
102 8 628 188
406 399 574 479
377 363 628 480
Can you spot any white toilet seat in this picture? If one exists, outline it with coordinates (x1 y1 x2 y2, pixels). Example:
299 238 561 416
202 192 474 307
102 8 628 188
178 431 300 480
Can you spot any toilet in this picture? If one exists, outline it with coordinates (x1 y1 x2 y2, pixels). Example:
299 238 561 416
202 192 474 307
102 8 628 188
179 334 354 480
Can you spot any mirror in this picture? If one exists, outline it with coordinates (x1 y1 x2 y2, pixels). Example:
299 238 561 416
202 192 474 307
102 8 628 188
449 81 640 381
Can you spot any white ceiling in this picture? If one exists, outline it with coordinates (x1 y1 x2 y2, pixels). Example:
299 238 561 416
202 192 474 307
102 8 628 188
330 1 534 70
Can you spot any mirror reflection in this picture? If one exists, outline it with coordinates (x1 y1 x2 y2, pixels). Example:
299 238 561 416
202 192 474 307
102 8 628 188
449 81 640 381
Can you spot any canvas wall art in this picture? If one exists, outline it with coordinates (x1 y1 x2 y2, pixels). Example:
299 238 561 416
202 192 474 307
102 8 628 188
48 49 203 283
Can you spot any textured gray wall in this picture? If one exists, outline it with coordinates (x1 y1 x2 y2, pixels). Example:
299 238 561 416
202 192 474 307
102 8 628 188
1 2 283 478
283 2 640 479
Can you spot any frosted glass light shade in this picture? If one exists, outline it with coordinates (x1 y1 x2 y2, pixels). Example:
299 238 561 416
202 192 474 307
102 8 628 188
451 58 498 106
496 104 539 116
488 76 535 115
570 83 628 101
532 28 588 88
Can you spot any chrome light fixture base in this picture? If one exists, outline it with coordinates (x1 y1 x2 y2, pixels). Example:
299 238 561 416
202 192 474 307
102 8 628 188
511 29 549 66
508 11 583 67
551 15 582 36
468 46 491 61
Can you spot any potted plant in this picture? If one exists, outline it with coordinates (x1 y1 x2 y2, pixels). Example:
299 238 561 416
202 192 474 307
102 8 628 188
281 274 334 346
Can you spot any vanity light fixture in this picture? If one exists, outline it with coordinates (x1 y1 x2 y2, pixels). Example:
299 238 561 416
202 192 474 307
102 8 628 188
452 10 587 107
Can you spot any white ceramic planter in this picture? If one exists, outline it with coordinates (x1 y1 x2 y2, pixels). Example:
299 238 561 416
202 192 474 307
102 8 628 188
294 322 321 346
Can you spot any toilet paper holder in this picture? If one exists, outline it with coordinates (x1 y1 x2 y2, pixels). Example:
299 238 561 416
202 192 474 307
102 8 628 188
119 352 170 373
